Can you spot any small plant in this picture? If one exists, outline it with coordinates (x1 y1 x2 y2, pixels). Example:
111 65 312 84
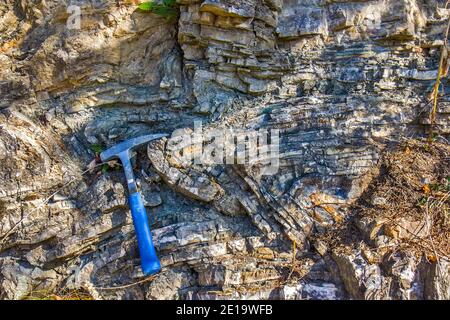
429 178 450 192
89 144 112 173
417 196 429 207
90 144 104 154
138 0 179 19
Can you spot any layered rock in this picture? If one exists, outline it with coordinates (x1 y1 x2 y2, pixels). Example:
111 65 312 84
0 0 449 300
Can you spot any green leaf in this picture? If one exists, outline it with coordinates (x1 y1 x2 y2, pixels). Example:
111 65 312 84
138 2 155 11
417 196 428 207
102 164 110 174
137 0 179 19
90 144 104 154
151 5 177 18
163 0 177 7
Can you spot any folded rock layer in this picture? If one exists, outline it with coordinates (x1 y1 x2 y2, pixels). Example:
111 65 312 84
0 0 448 300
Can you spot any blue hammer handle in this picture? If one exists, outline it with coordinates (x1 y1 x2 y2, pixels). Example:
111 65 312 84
112 149 161 276
100 135 168 276
129 192 161 276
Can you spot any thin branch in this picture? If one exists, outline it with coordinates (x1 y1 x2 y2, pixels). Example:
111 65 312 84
0 163 105 246
429 1 450 139
94 275 158 291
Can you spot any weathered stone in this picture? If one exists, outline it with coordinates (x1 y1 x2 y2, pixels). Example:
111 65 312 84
277 7 327 38
0 0 448 301
147 139 224 202
332 250 391 300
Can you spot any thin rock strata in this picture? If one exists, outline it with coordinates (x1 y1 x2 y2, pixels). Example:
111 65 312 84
0 0 449 300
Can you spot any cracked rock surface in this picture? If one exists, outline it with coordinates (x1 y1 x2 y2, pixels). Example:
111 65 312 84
0 0 449 300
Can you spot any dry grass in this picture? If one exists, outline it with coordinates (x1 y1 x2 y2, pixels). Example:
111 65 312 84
318 138 450 261
21 288 94 300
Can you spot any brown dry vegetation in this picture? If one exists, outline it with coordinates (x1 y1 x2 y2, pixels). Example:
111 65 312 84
21 288 93 300
319 138 450 262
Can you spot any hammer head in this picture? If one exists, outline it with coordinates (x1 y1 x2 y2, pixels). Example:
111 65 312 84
100 134 168 163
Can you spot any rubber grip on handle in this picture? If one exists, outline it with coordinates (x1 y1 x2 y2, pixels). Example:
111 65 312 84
129 192 161 276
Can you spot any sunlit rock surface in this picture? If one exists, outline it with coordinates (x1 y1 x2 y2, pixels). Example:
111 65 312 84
0 0 448 300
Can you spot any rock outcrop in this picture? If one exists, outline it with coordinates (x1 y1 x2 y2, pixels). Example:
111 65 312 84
0 0 449 300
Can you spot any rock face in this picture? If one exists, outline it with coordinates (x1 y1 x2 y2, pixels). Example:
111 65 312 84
0 0 449 300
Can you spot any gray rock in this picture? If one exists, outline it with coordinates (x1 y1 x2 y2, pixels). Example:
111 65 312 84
0 0 448 300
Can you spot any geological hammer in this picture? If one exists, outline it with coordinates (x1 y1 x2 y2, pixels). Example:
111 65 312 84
100 134 168 276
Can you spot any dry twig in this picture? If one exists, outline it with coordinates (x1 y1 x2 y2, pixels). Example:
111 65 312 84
429 1 450 139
